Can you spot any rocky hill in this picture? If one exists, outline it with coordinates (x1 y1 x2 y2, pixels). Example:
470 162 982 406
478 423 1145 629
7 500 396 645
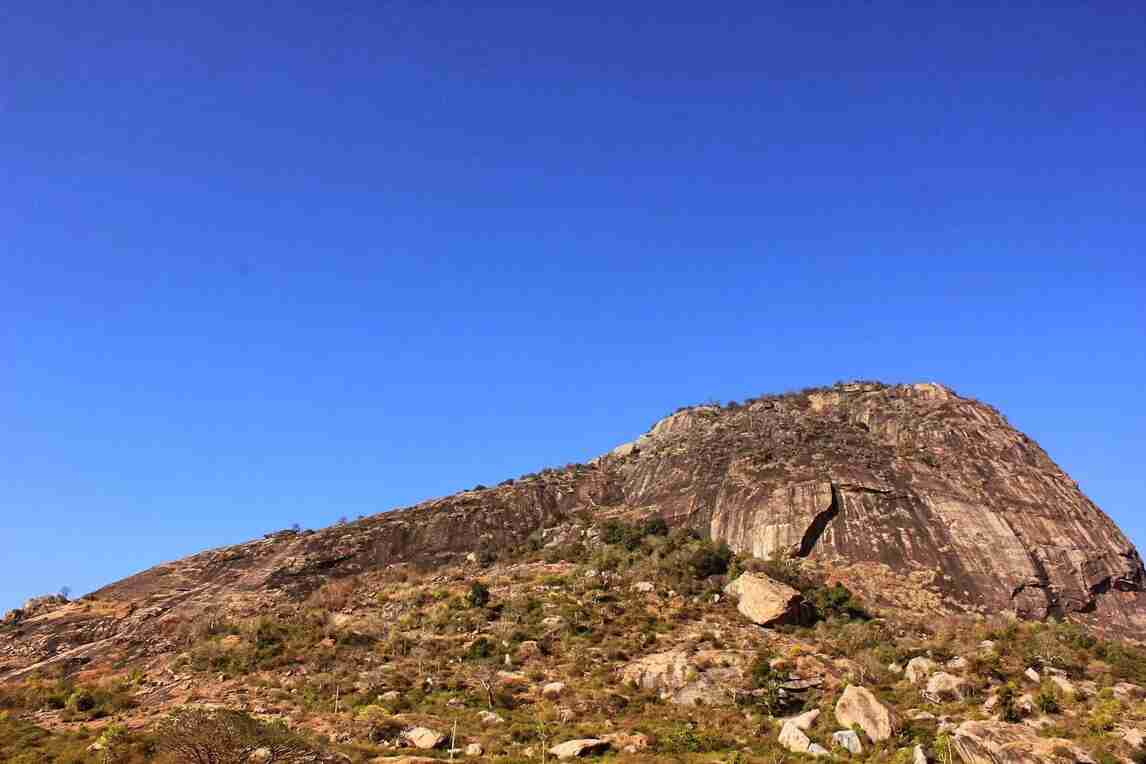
2 381 1145 763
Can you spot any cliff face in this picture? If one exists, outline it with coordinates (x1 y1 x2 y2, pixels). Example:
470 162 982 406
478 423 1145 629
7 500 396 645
2 381 1143 679
605 382 1144 631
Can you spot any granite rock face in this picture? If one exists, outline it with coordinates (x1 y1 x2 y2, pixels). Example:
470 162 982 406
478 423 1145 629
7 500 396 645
608 382 1145 632
953 720 1095 763
2 381 1143 679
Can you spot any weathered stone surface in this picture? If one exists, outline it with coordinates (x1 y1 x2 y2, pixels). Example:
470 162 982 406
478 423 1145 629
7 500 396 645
952 720 1095 763
724 573 809 626
541 681 566 699
619 649 746 706
548 739 609 760
2 381 1143 682
477 710 504 725
784 709 820 731
601 732 649 754
835 685 900 742
777 721 812 754
1112 682 1146 701
832 729 863 754
516 640 542 661
913 745 928 764
924 672 966 701
400 727 446 750
464 743 483 756
807 743 830 757
906 656 937 684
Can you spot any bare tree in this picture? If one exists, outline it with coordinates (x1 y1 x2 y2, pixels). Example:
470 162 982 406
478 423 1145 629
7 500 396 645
463 662 501 709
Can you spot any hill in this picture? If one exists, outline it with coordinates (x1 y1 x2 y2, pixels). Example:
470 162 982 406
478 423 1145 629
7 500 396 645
2 381 1144 762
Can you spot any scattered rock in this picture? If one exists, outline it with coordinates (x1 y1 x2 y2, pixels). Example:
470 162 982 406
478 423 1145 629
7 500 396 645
784 709 820 731
1048 674 1076 696
724 573 810 627
478 710 504 725
400 727 446 750
835 685 900 742
1023 667 1040 684
778 721 812 754
516 640 542 661
807 742 830 757
620 648 746 706
905 656 937 684
832 729 863 754
1119 726 1144 748
548 739 610 760
542 681 566 699
924 671 966 701
946 656 969 671
632 581 655 593
952 720 1095 763
913 744 928 764
601 732 650 753
464 743 483 756
380 690 401 702
889 662 904 674
1112 682 1146 701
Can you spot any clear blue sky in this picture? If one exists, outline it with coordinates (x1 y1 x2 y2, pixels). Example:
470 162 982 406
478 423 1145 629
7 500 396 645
2 1 1144 611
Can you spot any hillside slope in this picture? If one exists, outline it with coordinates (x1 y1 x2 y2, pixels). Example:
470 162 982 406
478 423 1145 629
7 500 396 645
3 382 1143 683
3 381 1146 763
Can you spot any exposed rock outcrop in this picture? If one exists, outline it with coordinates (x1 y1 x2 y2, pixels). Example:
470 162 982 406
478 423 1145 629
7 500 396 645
548 739 609 760
2 381 1143 680
952 720 1095 763
835 685 900 742
619 649 746 706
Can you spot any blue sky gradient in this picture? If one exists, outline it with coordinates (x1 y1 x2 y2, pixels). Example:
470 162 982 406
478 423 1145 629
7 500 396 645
2 1 1144 610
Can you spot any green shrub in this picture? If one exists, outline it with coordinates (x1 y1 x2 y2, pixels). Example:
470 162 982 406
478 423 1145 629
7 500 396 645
1035 683 1061 714
466 582 491 609
690 542 732 578
997 683 1021 723
65 689 95 713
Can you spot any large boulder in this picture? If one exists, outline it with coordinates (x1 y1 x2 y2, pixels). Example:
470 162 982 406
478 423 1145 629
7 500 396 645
905 656 937 684
548 739 610 760
952 720 1095 763
541 681 566 699
724 573 810 626
784 709 820 731
835 685 900 742
400 727 446 750
601 732 650 754
924 671 966 702
619 649 746 705
778 722 812 754
832 730 863 754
